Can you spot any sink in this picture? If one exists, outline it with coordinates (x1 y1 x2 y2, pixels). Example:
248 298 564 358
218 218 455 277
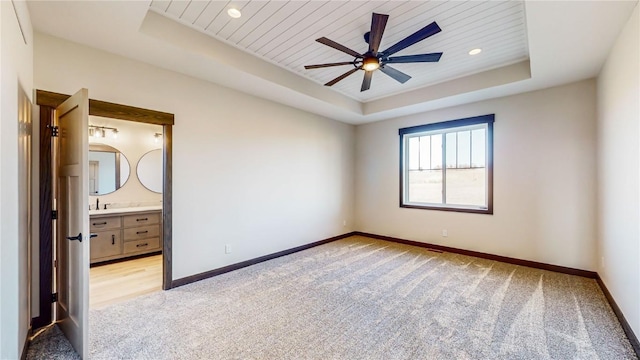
89 205 162 216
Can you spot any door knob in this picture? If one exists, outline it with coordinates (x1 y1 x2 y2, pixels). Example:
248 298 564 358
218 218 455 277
67 233 83 242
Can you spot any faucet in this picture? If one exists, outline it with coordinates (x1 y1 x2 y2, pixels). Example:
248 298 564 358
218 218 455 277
96 198 99 211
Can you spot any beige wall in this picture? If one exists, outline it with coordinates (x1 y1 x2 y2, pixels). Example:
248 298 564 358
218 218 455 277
597 4 640 337
355 79 598 271
1 1 34 358
35 33 355 281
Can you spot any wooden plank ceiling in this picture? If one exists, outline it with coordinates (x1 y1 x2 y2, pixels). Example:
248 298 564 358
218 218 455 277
149 1 529 102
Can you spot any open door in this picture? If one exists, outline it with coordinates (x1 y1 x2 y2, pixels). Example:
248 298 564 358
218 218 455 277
55 88 90 358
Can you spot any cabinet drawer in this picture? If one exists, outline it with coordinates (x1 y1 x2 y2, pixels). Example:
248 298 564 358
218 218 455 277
123 225 160 241
90 230 121 260
123 213 160 227
90 217 121 231
124 237 160 254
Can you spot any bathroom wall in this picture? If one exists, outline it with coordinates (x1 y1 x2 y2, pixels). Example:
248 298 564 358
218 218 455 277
88 116 163 209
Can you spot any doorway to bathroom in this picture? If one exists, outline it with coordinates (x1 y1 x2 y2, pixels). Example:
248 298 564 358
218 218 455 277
87 118 165 309
32 89 175 356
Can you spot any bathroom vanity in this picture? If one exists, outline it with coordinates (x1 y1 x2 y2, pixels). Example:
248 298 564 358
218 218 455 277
87 124 164 264
89 207 162 264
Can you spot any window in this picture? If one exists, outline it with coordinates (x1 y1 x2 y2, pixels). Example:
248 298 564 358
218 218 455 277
399 114 494 214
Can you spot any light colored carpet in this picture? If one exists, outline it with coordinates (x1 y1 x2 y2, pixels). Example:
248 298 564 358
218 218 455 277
29 236 637 359
27 325 80 360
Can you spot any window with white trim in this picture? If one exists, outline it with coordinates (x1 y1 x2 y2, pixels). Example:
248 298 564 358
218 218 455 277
399 114 494 214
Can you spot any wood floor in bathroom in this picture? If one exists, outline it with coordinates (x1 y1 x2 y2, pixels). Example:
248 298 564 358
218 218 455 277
89 254 162 309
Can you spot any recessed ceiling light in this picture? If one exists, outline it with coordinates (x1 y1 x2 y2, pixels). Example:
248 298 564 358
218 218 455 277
227 8 241 19
468 48 482 56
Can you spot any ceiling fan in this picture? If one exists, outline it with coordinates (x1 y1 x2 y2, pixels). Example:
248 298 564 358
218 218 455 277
305 13 443 92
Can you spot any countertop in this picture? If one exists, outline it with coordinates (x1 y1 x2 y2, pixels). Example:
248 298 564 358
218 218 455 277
89 205 162 216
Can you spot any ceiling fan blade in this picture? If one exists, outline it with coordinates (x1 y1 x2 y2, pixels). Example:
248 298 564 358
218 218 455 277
368 13 389 54
325 67 360 87
385 53 442 64
380 65 411 84
316 37 361 58
361 71 373 92
381 22 441 56
305 62 354 69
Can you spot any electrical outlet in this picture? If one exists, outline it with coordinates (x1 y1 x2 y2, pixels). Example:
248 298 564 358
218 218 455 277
442 229 448 237
225 244 232 254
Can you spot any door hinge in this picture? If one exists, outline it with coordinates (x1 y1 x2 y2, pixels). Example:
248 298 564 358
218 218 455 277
51 293 58 303
47 125 59 137
51 210 58 220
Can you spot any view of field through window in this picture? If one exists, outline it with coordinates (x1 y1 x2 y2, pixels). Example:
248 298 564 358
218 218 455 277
406 127 487 207
408 168 486 206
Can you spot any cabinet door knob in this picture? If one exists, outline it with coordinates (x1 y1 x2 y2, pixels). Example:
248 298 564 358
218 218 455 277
136 218 148 222
112 234 115 245
136 230 148 235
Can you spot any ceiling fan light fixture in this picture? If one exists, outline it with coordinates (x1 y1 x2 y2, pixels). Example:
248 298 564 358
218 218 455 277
227 8 241 19
468 48 482 55
362 57 380 71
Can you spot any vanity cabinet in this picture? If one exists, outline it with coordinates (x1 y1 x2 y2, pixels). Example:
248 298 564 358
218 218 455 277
90 210 162 264
90 229 121 260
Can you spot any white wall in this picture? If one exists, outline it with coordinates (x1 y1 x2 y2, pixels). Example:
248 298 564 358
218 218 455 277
88 117 163 208
35 33 355 280
0 0 34 358
597 4 640 337
356 79 598 271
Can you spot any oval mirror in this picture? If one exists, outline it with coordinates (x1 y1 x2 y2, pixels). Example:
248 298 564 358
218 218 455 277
137 149 163 193
88 144 131 195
